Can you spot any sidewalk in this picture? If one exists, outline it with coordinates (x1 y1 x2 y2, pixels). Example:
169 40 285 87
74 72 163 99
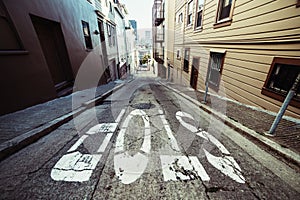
160 81 300 167
0 78 131 160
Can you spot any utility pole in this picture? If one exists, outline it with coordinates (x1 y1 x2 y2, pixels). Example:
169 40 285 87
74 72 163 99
203 66 211 104
268 72 300 135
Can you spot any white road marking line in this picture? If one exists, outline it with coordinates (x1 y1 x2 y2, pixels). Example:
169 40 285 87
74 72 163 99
114 109 151 184
67 135 88 153
197 131 230 155
86 123 118 134
116 109 151 154
160 155 210 182
176 111 198 133
176 111 245 184
116 109 126 123
51 152 102 182
140 127 151 154
115 128 126 153
52 109 127 182
159 110 180 152
114 153 148 184
97 132 114 153
204 149 245 184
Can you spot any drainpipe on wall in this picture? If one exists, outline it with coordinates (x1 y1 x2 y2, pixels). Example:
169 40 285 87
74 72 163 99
268 72 300 135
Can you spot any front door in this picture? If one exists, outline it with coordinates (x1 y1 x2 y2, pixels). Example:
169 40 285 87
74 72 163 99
31 15 73 95
190 58 199 90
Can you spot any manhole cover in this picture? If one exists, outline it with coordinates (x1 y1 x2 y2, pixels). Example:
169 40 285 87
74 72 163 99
131 102 155 109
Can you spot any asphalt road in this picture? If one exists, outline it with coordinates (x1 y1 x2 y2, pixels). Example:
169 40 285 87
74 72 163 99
0 77 299 199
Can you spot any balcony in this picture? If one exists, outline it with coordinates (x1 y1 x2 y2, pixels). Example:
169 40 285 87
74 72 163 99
154 33 164 42
152 0 164 26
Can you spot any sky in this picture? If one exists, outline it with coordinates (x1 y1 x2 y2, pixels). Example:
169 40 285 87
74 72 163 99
121 0 153 29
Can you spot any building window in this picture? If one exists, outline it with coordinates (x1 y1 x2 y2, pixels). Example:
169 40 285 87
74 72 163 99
186 1 193 26
176 49 181 59
81 21 93 49
215 0 235 26
0 2 23 50
195 0 204 29
109 1 113 13
107 23 112 46
207 52 225 90
107 23 115 47
178 13 183 24
262 57 300 108
183 49 190 72
107 24 111 36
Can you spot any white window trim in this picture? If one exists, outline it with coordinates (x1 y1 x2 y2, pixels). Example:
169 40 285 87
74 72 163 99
177 13 183 24
210 49 226 54
186 0 194 27
194 0 204 30
215 0 236 25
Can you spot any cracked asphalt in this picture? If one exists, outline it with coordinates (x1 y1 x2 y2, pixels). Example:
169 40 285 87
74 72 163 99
0 77 299 199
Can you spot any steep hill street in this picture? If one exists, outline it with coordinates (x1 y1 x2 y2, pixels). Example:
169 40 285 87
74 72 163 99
0 77 299 199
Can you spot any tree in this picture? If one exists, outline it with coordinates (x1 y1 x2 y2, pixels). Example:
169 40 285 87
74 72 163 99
141 54 150 64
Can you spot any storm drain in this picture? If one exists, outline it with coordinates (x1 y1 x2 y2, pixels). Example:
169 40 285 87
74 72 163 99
130 102 155 109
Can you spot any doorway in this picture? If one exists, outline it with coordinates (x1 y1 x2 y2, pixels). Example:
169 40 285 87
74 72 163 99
98 20 111 83
190 57 199 90
31 15 73 95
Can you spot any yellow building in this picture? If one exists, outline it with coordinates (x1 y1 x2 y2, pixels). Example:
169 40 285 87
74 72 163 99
168 0 300 118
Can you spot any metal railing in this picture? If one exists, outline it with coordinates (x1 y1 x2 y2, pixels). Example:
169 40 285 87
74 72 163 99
152 0 164 26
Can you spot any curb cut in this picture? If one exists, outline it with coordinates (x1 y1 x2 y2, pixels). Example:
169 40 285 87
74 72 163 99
0 82 126 161
160 81 300 168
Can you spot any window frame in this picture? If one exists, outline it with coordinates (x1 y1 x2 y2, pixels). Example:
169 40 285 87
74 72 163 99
0 1 24 51
107 23 112 46
183 48 190 73
176 49 181 60
186 0 193 27
109 1 113 13
195 0 204 30
261 57 300 108
81 20 93 50
111 26 115 46
214 0 235 28
206 51 225 91
177 13 183 24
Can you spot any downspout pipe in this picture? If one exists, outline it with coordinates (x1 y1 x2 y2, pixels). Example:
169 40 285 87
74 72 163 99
268 72 300 135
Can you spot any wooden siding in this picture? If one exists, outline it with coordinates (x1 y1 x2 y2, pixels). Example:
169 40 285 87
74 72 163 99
171 0 300 117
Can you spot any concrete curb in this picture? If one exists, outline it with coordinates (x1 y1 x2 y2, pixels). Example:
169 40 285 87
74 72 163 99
0 82 126 161
160 82 300 167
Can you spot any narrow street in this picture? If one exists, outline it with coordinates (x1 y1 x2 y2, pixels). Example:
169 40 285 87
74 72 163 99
0 76 299 199
1 0 300 199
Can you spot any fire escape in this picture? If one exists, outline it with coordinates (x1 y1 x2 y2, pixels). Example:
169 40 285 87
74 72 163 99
152 0 165 64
